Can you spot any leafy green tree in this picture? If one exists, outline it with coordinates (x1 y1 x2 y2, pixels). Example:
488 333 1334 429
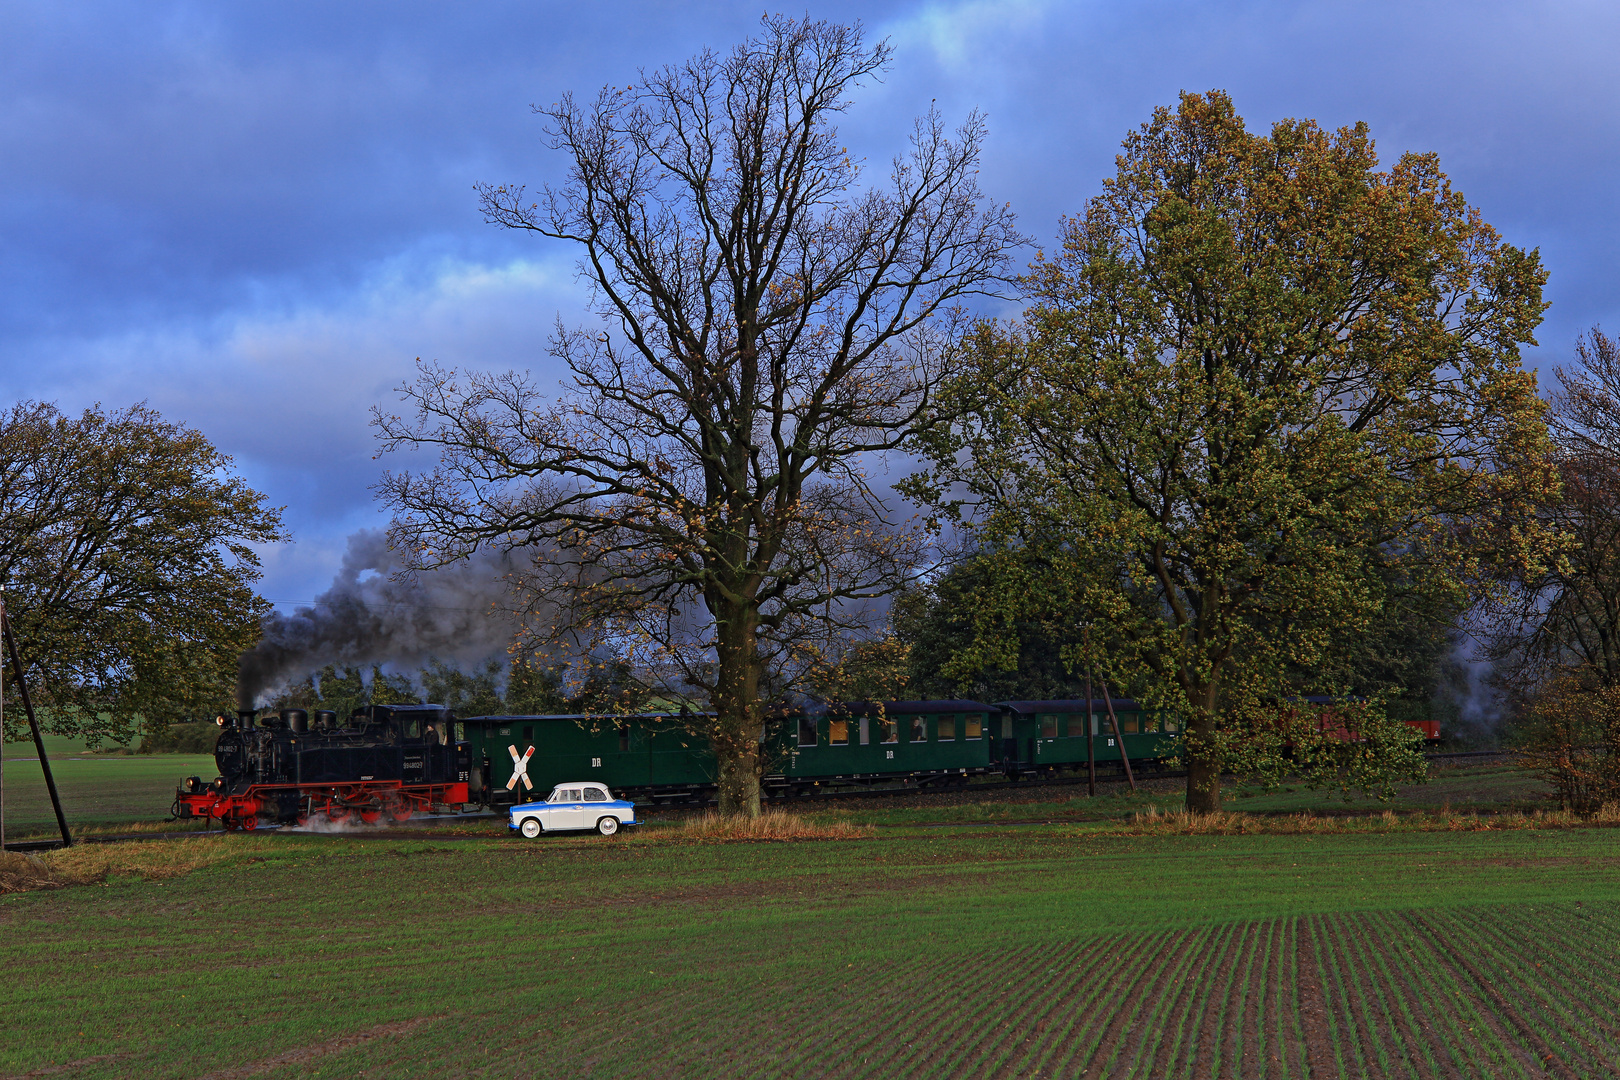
891 553 1091 702
420 659 508 717
0 401 285 746
907 91 1559 811
373 17 1022 816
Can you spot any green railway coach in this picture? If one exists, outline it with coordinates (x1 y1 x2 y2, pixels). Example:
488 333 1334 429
779 700 998 791
995 699 1180 777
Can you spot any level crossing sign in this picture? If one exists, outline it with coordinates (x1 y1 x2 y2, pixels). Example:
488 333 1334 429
506 744 536 791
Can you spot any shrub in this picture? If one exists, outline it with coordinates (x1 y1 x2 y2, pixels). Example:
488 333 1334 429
1514 675 1620 812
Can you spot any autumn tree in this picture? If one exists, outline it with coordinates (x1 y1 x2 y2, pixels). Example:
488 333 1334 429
373 17 1022 815
0 401 285 745
906 91 1558 812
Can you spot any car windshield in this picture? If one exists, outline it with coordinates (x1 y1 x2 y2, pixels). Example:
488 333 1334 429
584 787 608 802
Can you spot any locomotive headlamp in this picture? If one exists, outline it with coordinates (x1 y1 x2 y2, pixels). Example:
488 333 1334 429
216 714 227 727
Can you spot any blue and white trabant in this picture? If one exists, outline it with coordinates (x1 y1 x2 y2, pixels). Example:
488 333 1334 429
509 782 638 838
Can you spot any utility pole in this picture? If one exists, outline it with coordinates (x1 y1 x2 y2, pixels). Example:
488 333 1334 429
1083 672 1096 798
1 587 6 852
1083 627 1096 798
2 600 71 846
1102 683 1137 793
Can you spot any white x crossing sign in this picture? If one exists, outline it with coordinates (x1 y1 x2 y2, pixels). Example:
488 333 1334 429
506 744 536 791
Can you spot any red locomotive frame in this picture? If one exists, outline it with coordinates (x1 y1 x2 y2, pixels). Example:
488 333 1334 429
174 779 470 831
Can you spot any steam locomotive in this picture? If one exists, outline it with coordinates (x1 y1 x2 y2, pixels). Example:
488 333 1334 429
172 704 471 830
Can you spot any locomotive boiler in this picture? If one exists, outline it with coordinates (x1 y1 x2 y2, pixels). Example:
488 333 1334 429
173 703 472 829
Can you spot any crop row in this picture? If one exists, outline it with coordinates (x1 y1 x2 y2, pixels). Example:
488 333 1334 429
503 904 1617 1078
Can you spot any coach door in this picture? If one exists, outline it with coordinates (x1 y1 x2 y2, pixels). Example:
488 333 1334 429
999 713 1019 768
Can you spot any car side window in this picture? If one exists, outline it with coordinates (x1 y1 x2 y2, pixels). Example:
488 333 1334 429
584 787 608 802
565 788 583 801
548 789 566 803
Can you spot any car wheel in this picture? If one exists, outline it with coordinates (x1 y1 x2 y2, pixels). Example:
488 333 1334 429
596 816 619 836
520 817 542 838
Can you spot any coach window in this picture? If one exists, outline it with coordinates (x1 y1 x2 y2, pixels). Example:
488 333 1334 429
938 715 956 741
829 719 849 745
1066 715 1085 738
910 716 928 742
1122 714 1140 734
1039 714 1057 739
877 717 898 744
1162 716 1180 734
1140 715 1158 734
965 715 982 740
618 724 631 752
859 717 871 745
797 716 817 747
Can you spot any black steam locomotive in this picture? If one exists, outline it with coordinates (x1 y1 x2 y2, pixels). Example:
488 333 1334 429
173 703 471 829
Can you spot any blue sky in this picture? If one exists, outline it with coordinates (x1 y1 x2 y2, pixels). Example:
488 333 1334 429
4 0 1617 606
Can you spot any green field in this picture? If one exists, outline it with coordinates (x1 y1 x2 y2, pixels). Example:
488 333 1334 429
3 820 1619 1078
0 752 215 837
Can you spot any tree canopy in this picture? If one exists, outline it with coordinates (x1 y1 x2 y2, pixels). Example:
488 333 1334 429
0 401 285 745
906 91 1558 811
374 16 1023 815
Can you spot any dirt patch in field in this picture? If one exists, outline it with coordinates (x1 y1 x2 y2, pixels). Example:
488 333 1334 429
193 1015 444 1079
3 1052 129 1078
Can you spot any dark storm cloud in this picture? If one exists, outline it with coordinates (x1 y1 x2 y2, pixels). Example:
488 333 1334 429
2 0 1617 605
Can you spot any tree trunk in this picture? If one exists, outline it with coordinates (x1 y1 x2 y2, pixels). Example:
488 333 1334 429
1185 682 1222 814
712 599 764 818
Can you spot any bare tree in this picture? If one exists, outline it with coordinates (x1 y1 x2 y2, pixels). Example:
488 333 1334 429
1490 328 1620 692
373 16 1023 815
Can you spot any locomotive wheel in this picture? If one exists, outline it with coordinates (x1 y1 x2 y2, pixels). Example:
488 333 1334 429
358 805 382 824
240 815 258 831
294 811 309 827
385 798 413 823
325 806 351 824
596 816 619 836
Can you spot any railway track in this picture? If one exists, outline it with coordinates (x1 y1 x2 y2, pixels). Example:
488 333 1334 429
0 749 1514 852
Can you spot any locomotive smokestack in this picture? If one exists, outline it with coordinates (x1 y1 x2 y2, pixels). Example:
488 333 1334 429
236 709 257 730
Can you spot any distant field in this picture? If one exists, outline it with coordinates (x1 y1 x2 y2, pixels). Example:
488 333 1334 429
0 753 215 837
3 822 1618 1078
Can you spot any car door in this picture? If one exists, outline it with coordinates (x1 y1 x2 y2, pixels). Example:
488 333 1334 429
542 787 588 830
581 785 614 826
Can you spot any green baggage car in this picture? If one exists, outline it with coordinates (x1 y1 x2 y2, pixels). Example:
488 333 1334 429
459 714 715 806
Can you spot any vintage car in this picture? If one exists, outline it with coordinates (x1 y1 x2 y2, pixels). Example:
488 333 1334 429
509 782 638 837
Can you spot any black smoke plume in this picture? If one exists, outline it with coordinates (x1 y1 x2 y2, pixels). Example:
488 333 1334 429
237 529 519 707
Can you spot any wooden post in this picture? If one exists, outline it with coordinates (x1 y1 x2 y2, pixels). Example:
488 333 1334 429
1102 683 1137 793
2 604 72 846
